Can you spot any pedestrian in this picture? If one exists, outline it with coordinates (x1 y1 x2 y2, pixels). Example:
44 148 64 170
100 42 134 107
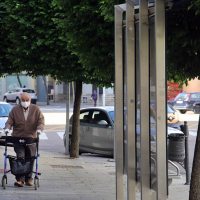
4 93 44 187
91 90 97 107
23 85 26 88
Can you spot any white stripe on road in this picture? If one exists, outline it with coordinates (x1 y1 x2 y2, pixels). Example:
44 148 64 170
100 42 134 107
189 131 197 136
38 132 64 140
57 132 64 139
39 133 48 140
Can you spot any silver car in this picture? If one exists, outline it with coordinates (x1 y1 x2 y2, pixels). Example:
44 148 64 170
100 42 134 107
0 102 12 144
3 88 37 105
63 107 184 156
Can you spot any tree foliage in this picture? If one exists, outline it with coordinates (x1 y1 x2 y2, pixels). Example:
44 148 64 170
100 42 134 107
54 0 124 87
0 0 84 83
167 0 200 84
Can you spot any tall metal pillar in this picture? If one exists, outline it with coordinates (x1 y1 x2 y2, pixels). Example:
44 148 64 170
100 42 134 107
126 1 137 199
139 0 150 199
65 83 70 154
115 1 168 199
155 0 167 199
115 4 126 200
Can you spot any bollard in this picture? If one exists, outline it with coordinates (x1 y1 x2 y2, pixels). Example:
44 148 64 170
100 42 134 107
184 121 190 185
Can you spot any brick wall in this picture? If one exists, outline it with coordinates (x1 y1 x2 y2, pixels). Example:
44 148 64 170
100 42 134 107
182 78 200 93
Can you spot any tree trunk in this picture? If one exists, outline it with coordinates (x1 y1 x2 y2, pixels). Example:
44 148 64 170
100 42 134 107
189 115 200 199
42 76 49 105
70 81 82 158
17 74 22 87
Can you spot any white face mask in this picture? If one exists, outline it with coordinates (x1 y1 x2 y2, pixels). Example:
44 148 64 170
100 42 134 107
21 101 30 108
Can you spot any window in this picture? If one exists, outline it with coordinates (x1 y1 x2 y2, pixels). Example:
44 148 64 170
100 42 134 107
0 104 12 117
191 93 200 99
22 89 35 93
168 105 175 113
80 111 90 123
175 93 188 100
90 111 101 124
108 111 114 122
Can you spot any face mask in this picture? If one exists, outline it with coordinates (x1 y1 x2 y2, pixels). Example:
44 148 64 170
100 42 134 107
21 101 30 108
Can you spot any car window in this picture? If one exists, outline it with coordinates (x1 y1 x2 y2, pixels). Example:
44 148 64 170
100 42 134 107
70 111 91 123
22 89 35 93
175 93 188 100
16 89 20 92
90 111 101 124
108 111 114 122
168 105 175 113
191 93 200 99
97 111 110 124
0 104 12 117
79 111 91 123
90 111 110 125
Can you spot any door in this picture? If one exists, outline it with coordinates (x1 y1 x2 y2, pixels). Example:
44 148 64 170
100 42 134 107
7 89 15 101
190 93 200 110
88 110 114 154
79 110 93 150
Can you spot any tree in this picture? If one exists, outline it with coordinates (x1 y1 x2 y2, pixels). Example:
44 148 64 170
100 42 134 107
54 0 123 87
53 0 131 157
16 74 22 87
0 1 19 76
166 0 200 84
0 0 118 158
0 0 85 158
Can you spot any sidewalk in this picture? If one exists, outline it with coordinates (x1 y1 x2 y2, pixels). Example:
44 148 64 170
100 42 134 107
0 145 190 200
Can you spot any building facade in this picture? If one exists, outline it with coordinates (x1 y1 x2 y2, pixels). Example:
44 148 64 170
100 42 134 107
0 74 114 106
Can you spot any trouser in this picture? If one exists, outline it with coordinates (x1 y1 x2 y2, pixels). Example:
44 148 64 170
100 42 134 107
94 99 97 106
14 143 36 182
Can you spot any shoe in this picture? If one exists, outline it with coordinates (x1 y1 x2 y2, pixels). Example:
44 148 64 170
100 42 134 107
14 181 24 187
25 181 33 186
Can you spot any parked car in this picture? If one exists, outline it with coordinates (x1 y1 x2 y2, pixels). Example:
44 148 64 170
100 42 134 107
168 92 200 114
3 88 37 105
63 106 184 156
0 102 12 145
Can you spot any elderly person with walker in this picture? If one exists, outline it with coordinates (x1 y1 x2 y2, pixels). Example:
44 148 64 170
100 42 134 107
4 92 44 187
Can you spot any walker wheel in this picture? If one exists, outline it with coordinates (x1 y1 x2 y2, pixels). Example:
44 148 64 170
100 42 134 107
2 176 7 189
34 177 39 190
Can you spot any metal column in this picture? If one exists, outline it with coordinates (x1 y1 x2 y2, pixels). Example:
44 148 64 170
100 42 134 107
65 82 70 154
115 4 126 200
126 1 137 199
115 1 168 199
155 0 167 199
139 0 150 199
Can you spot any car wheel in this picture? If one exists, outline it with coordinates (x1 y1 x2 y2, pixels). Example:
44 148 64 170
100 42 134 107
180 110 186 114
16 97 20 105
3 97 7 103
193 106 200 114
